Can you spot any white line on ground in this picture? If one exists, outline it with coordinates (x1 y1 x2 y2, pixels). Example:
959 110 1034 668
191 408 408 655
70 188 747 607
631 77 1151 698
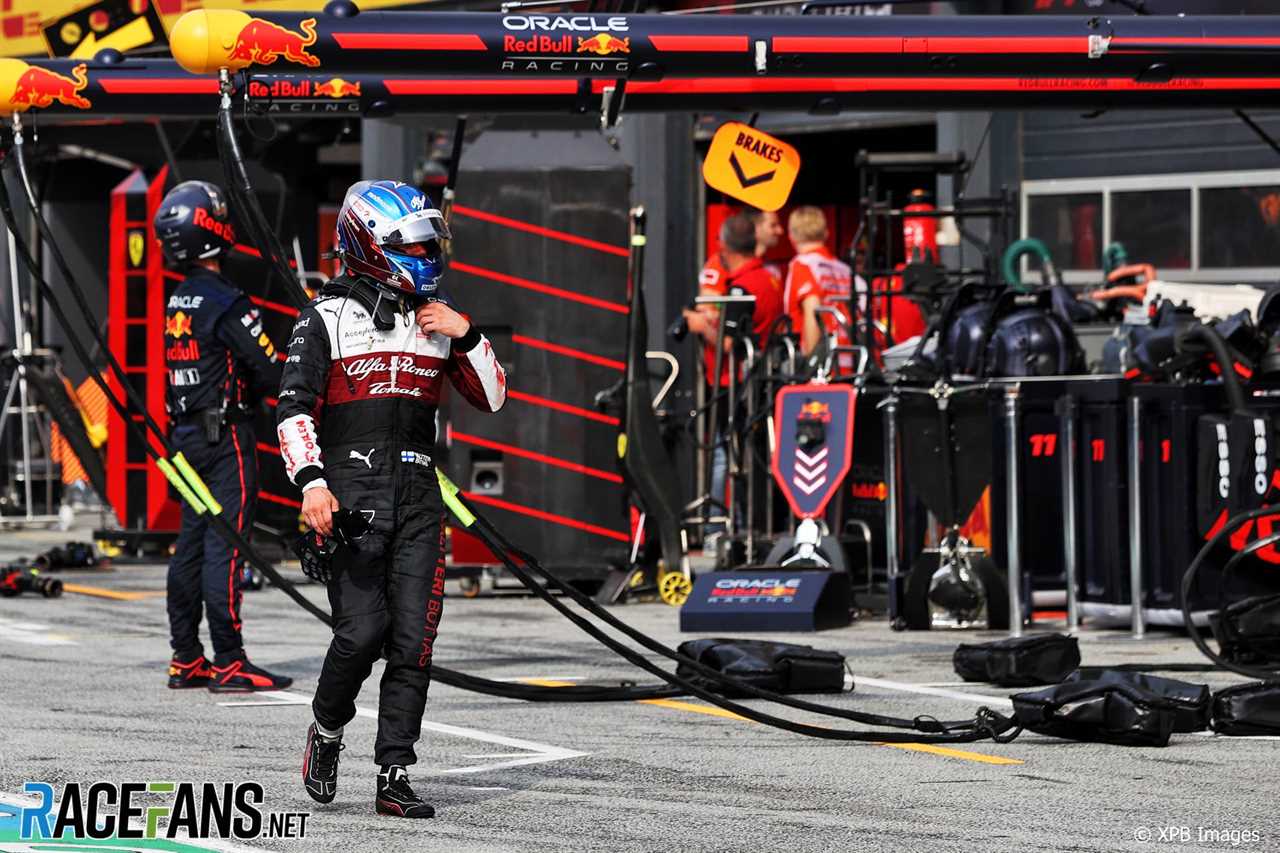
857 676 1016 709
0 791 40 809
0 618 76 646
218 691 589 775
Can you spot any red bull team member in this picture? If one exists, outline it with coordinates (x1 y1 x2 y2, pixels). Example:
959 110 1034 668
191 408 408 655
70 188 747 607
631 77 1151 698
156 181 290 693
279 180 506 819
783 206 862 368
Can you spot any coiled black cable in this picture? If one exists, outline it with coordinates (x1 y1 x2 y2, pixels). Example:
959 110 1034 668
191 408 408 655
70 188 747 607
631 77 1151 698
455 495 1020 744
1181 504 1280 682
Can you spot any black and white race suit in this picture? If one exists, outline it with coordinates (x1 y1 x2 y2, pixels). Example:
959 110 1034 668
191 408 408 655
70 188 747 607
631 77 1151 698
276 275 505 766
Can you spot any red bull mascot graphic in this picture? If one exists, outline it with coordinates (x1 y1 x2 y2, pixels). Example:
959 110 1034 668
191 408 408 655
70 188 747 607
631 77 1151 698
169 10 321 74
0 60 91 113
577 33 629 55
313 77 361 99
228 17 320 68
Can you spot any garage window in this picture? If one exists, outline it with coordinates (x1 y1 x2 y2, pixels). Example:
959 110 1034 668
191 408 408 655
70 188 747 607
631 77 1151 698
1200 185 1280 269
1112 189 1192 271
1023 170 1280 282
1026 193 1102 271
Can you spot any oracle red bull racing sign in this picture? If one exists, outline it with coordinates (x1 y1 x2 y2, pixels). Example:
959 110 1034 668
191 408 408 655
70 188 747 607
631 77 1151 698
500 14 630 72
771 384 857 520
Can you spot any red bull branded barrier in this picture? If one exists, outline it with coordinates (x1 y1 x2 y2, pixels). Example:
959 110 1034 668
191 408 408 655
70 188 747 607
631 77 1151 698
13 57 1280 120
167 6 1280 85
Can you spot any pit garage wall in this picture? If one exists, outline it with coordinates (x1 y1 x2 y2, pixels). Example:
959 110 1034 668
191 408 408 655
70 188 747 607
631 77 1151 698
1005 0 1280 284
363 116 693 573
1008 0 1280 182
363 115 694 356
1021 111 1280 183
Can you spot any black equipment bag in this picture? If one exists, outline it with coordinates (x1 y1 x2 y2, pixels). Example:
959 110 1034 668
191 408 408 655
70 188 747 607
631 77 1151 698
1065 669 1211 733
675 638 847 697
1210 594 1280 665
1011 671 1210 746
1211 681 1280 736
953 634 1079 686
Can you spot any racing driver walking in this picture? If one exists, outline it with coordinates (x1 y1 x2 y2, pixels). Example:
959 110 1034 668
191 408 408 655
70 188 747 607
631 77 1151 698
277 180 506 819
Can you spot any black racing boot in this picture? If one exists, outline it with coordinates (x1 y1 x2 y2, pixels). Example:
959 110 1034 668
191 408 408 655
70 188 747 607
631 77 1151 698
302 723 343 804
208 653 294 693
167 654 211 689
375 765 435 819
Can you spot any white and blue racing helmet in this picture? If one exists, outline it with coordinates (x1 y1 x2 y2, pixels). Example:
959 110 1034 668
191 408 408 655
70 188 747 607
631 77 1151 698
335 180 450 298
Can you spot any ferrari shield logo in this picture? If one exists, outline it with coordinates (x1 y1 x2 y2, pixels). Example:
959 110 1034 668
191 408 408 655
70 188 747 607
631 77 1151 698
771 384 857 519
127 230 144 267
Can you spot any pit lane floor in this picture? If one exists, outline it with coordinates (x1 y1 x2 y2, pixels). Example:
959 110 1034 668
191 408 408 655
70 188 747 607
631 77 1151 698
1 530 1277 852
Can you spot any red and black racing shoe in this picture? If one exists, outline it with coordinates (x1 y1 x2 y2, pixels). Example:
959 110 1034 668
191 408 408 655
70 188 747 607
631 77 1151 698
375 765 435 819
167 655 212 689
208 655 294 693
302 723 344 804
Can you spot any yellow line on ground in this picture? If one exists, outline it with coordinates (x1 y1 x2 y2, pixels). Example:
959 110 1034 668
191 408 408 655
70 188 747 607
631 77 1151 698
880 742 1022 765
520 678 1022 765
636 697 747 720
61 583 166 601
522 678 745 720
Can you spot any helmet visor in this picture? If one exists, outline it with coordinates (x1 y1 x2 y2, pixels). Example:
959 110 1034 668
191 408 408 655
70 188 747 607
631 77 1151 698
382 208 450 247
385 239 444 264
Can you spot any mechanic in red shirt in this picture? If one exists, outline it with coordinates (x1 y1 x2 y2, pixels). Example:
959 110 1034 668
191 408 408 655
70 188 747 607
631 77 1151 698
783 206 861 372
691 210 783 387
682 212 783 541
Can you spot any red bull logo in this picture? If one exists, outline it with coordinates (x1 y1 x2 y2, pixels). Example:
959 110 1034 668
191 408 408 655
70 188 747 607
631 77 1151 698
798 401 831 422
313 78 360 99
192 208 235 244
227 17 320 69
577 34 629 55
851 481 888 502
0 60 91 113
166 312 193 339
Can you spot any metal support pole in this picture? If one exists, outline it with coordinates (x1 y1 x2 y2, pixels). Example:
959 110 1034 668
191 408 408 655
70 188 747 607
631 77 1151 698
0 366 19 445
882 395 900 584
1059 394 1080 633
1004 384 1023 637
742 343 756 565
8 228 33 521
1128 395 1146 639
724 344 738 543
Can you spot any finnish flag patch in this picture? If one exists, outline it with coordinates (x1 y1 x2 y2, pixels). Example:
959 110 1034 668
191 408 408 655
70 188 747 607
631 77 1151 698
400 451 433 468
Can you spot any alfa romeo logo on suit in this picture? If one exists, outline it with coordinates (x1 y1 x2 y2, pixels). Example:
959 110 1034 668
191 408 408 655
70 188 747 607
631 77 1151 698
771 385 856 519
